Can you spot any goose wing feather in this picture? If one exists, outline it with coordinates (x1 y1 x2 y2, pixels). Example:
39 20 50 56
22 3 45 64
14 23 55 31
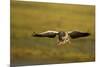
68 31 90 39
32 31 58 38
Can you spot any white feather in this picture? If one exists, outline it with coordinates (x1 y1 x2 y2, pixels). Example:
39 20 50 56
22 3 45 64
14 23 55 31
39 30 58 34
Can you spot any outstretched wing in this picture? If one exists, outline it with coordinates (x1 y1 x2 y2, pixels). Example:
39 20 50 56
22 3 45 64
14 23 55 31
68 31 90 39
32 31 58 38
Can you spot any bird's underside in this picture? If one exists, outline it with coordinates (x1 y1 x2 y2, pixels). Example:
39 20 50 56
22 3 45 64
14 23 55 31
32 30 90 46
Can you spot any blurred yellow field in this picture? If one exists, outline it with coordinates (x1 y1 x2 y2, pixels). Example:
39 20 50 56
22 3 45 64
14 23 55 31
11 1 95 66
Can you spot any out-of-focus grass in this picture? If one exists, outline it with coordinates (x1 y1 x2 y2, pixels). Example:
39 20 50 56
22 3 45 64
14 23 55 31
11 46 94 65
11 1 95 66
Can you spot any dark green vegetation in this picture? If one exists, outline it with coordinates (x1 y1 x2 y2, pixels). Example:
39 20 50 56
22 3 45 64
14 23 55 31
11 1 95 66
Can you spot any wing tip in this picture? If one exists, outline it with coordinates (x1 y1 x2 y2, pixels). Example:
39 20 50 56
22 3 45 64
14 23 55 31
32 32 37 37
85 32 90 36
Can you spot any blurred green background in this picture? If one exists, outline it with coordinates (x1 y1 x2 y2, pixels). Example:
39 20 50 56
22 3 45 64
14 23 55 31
11 1 95 66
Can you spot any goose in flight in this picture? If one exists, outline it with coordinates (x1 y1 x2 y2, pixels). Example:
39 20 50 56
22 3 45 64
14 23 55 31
32 30 90 45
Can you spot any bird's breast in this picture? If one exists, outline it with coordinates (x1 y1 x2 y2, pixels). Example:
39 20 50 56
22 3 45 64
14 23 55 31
58 32 69 41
